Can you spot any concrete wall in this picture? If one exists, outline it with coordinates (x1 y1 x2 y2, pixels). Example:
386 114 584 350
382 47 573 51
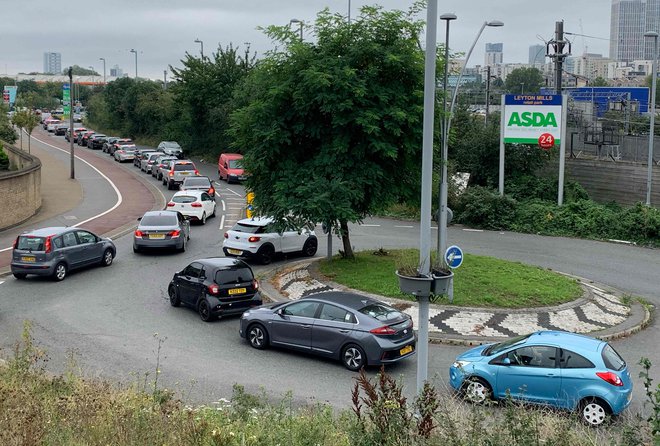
0 142 42 230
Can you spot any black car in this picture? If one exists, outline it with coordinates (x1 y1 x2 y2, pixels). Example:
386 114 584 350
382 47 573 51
55 124 69 136
88 134 107 150
168 258 262 321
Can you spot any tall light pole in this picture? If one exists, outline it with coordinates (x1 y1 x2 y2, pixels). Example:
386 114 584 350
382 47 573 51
644 31 658 206
130 49 138 79
164 70 168 89
68 67 75 180
348 0 351 24
438 19 503 261
99 57 106 84
194 38 204 58
289 19 303 41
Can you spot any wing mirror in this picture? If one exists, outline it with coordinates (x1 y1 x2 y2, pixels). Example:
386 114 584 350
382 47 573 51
276 308 285 317
501 357 511 366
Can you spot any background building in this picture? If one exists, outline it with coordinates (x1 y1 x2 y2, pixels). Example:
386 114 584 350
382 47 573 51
43 52 61 74
528 44 546 65
109 65 124 77
485 43 503 66
610 0 660 61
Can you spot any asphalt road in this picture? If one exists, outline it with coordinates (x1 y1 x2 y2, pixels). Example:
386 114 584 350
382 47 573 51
0 133 658 414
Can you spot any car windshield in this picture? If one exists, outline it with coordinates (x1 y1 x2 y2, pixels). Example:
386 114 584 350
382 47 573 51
231 222 264 234
183 178 210 187
228 159 242 169
174 163 195 171
602 344 626 371
117 139 133 144
140 214 177 226
215 267 254 285
162 142 180 148
358 303 402 322
16 236 46 251
172 195 197 204
484 333 532 356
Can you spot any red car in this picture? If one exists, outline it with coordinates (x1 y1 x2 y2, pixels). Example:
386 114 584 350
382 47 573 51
218 153 246 184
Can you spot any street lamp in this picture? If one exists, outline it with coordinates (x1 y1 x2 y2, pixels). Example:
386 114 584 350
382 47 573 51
438 19 503 263
99 57 106 84
289 19 303 41
644 31 657 206
130 49 138 79
194 38 204 58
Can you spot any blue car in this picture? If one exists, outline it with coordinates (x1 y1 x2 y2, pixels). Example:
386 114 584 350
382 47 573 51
449 331 632 426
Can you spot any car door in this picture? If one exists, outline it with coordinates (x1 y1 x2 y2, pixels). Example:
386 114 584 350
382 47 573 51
177 262 204 305
61 231 84 268
494 345 560 404
557 348 596 410
311 303 355 357
269 300 320 351
201 192 215 216
75 230 103 264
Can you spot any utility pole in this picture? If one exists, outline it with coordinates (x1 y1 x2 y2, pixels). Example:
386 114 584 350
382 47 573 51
68 67 75 180
547 21 570 94
485 65 491 125
163 70 168 90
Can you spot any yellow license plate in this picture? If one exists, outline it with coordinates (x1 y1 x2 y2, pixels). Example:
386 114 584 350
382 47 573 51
227 249 242 255
400 345 413 356
21 256 36 263
181 172 189 175
228 288 246 295
149 234 165 240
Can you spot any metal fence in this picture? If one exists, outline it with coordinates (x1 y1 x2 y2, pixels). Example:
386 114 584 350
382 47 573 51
567 127 660 164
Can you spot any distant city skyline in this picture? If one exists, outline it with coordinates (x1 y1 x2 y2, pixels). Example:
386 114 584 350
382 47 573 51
610 0 660 61
42 52 61 75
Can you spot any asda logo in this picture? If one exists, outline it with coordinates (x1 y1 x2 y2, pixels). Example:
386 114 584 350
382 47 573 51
507 112 558 127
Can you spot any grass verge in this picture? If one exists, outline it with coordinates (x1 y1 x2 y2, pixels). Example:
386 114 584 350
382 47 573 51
318 249 582 308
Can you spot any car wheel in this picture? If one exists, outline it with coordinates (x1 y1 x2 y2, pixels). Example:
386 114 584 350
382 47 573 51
101 249 114 266
247 324 269 349
133 245 140 254
168 286 181 307
200 212 207 225
257 245 275 265
580 398 609 427
198 300 215 322
463 377 492 404
53 262 67 281
13 273 27 280
302 237 318 257
211 203 216 217
341 344 366 371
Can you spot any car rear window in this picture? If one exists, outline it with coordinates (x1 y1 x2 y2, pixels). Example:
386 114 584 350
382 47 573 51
174 163 195 171
230 222 265 234
172 195 197 204
602 344 626 371
183 178 210 187
215 267 254 285
117 139 133 144
140 214 177 226
16 236 46 251
358 303 402 322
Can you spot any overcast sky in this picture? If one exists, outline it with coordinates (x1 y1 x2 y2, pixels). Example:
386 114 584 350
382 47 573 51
3 0 610 80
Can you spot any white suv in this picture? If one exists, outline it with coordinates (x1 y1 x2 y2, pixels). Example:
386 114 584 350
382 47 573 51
223 217 318 264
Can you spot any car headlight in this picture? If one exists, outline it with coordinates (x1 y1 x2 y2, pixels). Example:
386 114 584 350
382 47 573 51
452 360 471 369
242 311 251 318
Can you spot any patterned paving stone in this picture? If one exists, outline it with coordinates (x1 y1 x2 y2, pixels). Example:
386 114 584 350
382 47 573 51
580 302 627 326
548 309 604 333
500 313 545 336
443 311 509 337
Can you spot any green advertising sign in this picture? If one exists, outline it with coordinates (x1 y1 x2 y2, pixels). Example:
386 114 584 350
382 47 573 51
62 84 71 118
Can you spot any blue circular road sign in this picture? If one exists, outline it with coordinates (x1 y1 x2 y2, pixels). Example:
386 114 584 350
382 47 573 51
445 245 464 269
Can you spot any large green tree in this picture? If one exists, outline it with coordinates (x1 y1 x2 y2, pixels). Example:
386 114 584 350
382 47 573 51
505 67 543 94
229 4 426 259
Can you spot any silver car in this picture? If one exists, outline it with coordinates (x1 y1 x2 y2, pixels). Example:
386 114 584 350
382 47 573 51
162 160 199 190
153 156 178 179
239 291 417 371
114 146 137 162
133 211 191 253
140 152 162 173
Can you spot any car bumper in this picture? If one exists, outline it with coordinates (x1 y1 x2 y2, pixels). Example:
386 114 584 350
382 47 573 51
117 155 135 161
178 209 205 221
227 174 247 182
134 237 183 250
210 294 263 318
368 337 417 366
11 261 56 276
223 245 260 259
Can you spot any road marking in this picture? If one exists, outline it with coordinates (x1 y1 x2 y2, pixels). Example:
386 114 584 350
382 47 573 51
463 229 483 232
222 187 243 197
222 200 226 212
360 224 380 227
227 207 244 210
394 225 413 228
219 215 225 230
0 134 123 253
0 280 4 286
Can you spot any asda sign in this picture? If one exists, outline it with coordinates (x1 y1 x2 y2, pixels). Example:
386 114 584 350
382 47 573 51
503 95 562 144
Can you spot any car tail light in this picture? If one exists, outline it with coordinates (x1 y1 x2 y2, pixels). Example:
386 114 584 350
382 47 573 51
224 232 228 239
370 326 397 335
248 236 261 243
44 236 52 254
252 279 259 290
208 284 220 295
169 171 174 177
117 150 124 154
134 230 144 237
596 372 623 386
169 230 181 238
194 170 199 175
13 237 19 249
209 187 215 195
166 202 175 207
191 202 202 207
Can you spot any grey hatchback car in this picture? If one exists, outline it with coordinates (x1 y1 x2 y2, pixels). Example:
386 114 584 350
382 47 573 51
11 227 116 281
239 291 417 371
133 211 191 253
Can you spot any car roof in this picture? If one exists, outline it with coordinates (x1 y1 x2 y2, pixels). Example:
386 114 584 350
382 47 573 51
193 257 251 269
20 227 71 237
302 291 380 310
221 153 243 159
141 210 179 218
525 331 603 351
182 175 210 181
236 216 273 226
173 190 205 197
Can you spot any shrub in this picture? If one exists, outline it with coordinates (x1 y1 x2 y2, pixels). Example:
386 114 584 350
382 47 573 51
455 186 517 230
0 144 9 170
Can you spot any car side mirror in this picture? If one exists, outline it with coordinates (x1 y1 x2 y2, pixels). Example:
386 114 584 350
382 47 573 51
501 357 511 366
137 217 142 221
276 308 285 317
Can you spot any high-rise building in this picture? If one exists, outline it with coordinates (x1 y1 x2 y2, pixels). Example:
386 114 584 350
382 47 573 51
485 43 503 66
610 0 660 61
109 65 123 77
529 44 546 65
43 52 61 74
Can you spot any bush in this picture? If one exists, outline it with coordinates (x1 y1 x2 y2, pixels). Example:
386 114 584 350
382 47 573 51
455 186 517 230
0 144 9 170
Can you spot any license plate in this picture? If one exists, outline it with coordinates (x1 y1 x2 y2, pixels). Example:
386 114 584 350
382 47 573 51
227 249 242 255
181 172 189 175
21 256 36 263
149 234 165 240
400 345 413 356
228 287 247 295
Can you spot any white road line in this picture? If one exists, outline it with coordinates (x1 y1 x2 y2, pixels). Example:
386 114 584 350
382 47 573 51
222 187 243 197
394 225 413 228
360 224 380 227
463 228 484 232
0 134 122 253
431 226 438 229
222 200 226 212
0 280 4 286
222 197 245 201
219 215 225 230
227 207 245 210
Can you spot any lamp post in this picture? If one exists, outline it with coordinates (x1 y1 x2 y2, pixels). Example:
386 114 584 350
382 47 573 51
130 49 138 79
438 20 503 262
99 57 106 84
348 0 351 24
68 67 74 180
289 19 303 41
194 38 204 58
644 31 658 206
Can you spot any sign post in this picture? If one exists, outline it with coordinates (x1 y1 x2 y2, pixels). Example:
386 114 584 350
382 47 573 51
444 245 463 304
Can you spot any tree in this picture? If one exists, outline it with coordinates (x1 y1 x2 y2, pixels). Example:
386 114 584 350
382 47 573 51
590 76 609 87
505 67 543 94
11 110 27 149
62 65 99 76
0 104 17 144
229 4 426 259
22 111 40 154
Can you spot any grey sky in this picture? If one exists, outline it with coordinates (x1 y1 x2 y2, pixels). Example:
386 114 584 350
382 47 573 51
3 0 610 80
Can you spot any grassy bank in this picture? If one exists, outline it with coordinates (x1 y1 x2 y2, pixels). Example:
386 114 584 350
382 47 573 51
318 249 582 308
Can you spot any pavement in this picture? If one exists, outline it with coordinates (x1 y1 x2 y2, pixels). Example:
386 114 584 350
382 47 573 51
2 130 652 345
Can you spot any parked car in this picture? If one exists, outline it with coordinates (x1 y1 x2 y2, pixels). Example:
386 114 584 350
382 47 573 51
54 124 69 136
78 131 96 146
157 141 183 158
133 210 190 253
88 134 107 150
240 291 416 371
179 175 216 199
102 137 120 153
140 152 162 173
152 155 177 179
162 159 199 190
109 138 133 156
10 227 116 281
168 258 262 322
133 149 159 167
218 153 246 183
114 147 137 162
167 190 216 225
223 217 317 264
449 331 633 426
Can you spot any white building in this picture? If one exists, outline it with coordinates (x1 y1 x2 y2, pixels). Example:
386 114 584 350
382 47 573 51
43 52 61 74
485 43 503 66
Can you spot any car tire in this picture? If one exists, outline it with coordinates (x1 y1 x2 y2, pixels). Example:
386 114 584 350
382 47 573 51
463 377 492 404
198 300 215 322
302 237 318 257
168 180 175 190
13 273 27 280
168 286 181 307
53 262 67 281
211 204 216 218
247 323 269 350
200 212 207 225
579 398 609 427
257 245 275 265
133 245 141 254
101 249 114 267
341 344 367 371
